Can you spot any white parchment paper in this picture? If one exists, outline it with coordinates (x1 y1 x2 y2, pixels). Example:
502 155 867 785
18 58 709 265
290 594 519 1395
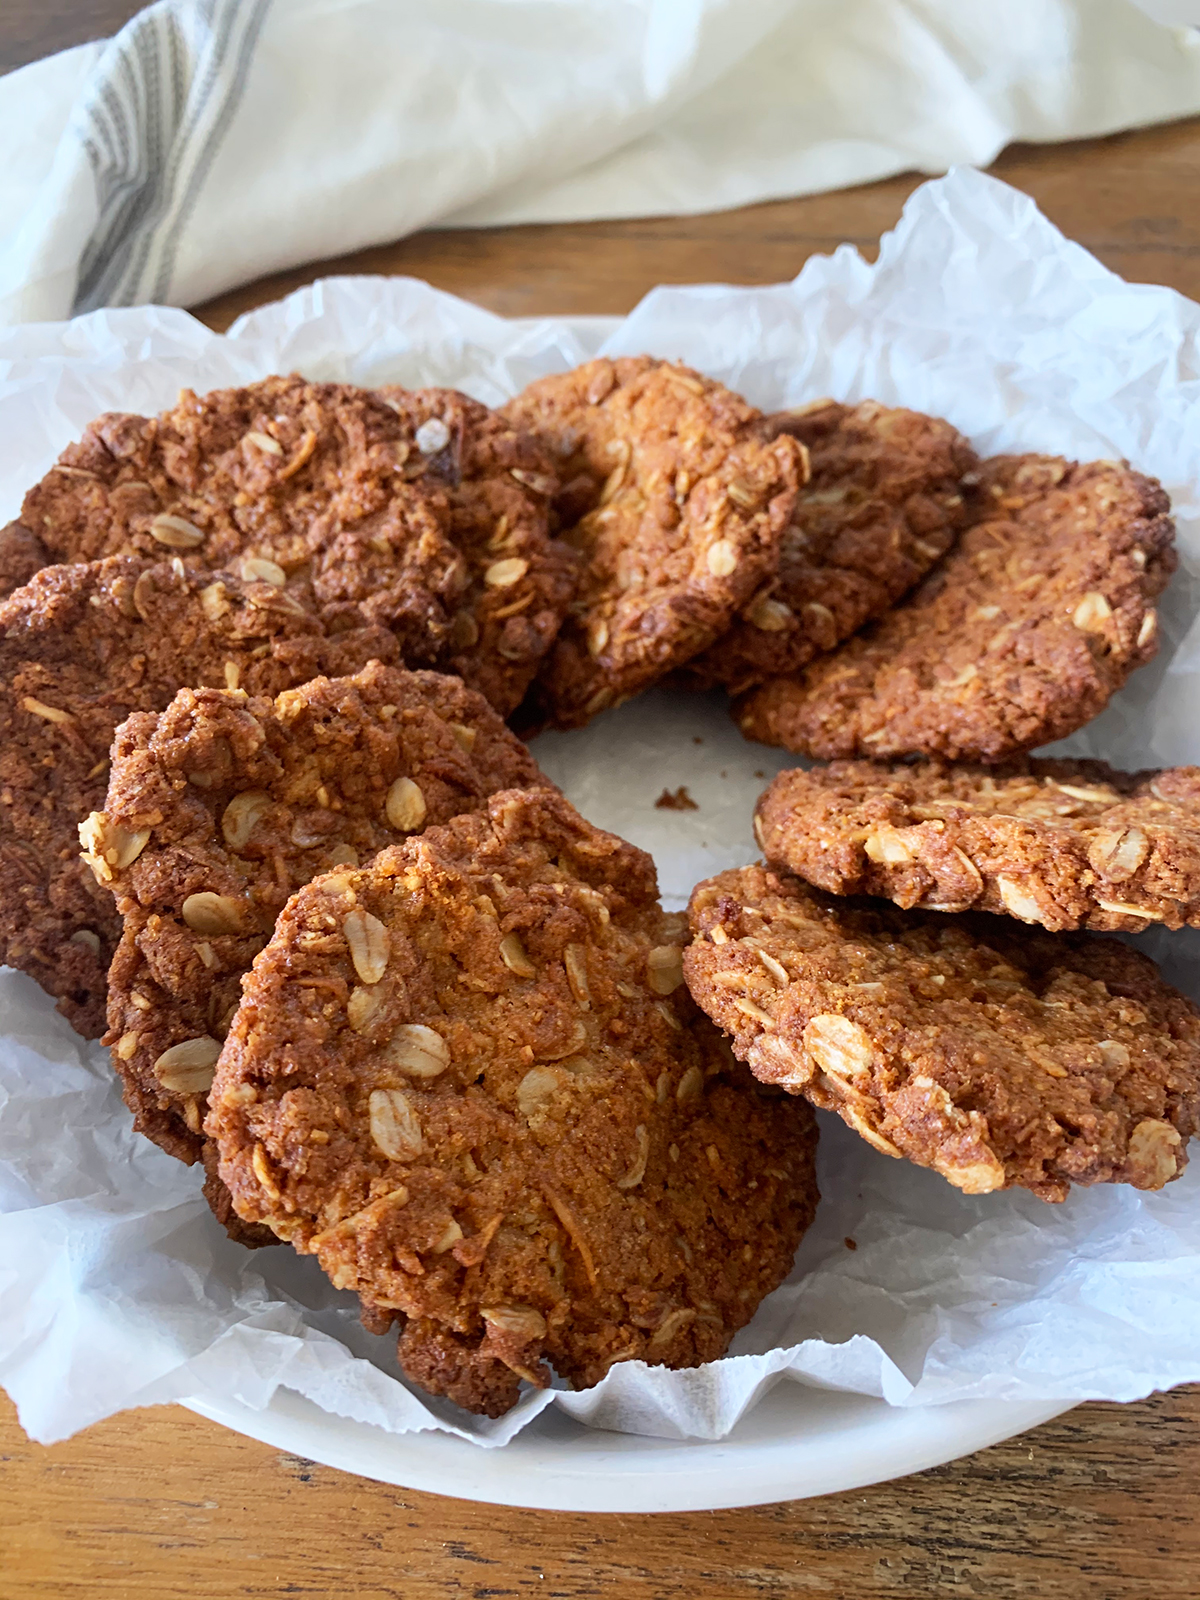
2 168 1199 1447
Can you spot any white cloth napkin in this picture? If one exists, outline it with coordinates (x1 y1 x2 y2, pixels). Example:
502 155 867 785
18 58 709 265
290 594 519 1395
2 0 1199 326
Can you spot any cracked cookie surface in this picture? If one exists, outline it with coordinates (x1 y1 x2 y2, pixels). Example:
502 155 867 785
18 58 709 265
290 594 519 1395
737 455 1175 761
504 358 804 727
207 789 819 1416
684 864 1200 1202
96 662 549 1203
1 557 397 1038
756 758 1200 933
682 400 976 694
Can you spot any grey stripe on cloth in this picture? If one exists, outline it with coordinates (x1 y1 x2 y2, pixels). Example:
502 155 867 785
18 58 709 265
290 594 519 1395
73 0 271 314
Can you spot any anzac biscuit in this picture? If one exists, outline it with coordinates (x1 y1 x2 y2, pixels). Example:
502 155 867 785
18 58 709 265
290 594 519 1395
207 789 819 1417
6 376 577 713
0 556 396 1037
503 358 805 727
685 864 1200 1202
682 401 976 694
736 455 1175 761
378 387 579 714
4 378 463 655
756 758 1200 933
95 661 550 1183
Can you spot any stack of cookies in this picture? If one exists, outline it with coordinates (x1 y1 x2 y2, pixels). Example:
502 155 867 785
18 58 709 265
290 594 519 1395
676 455 1200 1204
3 358 1197 1419
0 370 823 1419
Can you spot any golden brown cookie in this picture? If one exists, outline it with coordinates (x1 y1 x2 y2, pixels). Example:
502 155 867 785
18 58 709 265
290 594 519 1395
207 789 819 1416
7 376 577 714
756 758 1200 933
681 400 976 694
684 864 1200 1202
93 663 548 1207
503 358 805 727
736 455 1175 761
0 557 397 1037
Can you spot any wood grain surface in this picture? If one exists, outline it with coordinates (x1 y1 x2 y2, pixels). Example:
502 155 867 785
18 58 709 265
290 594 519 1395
5 1385 1200 1598
195 117 1200 330
5 4 1200 1595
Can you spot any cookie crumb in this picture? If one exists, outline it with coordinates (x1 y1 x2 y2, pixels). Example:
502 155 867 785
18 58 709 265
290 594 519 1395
655 786 699 811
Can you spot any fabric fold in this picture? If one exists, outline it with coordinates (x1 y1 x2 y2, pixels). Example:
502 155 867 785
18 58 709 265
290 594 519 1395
1 0 1199 325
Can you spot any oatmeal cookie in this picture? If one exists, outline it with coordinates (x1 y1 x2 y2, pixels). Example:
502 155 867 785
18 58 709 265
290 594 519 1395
5 377 465 654
756 758 1200 933
378 387 579 714
7 377 577 713
685 864 1200 1201
682 400 976 694
736 455 1175 761
207 789 819 1416
0 556 397 1037
95 661 550 1175
504 358 805 727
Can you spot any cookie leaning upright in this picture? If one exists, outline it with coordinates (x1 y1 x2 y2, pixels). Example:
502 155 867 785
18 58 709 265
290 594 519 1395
756 758 1200 932
207 789 819 1417
0 556 397 1038
503 357 805 727
737 455 1175 760
684 865 1200 1202
94 662 549 1181
681 400 977 694
378 388 580 715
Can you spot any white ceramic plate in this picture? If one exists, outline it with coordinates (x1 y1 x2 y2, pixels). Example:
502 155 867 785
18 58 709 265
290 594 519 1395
7 201 1197 1502
184 1388 1071 1512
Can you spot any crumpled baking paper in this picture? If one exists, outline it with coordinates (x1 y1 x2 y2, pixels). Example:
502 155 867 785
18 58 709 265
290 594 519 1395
2 167 1199 1447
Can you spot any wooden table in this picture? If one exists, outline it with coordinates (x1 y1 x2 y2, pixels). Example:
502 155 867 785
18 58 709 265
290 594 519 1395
5 8 1200 1596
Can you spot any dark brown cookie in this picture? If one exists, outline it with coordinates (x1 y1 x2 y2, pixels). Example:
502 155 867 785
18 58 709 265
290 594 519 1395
681 400 976 694
685 864 1200 1202
756 758 1200 933
5 377 464 652
0 520 46 596
736 455 1175 761
95 661 551 1186
207 789 819 1416
378 387 579 714
8 377 577 714
0 556 397 1037
503 358 805 728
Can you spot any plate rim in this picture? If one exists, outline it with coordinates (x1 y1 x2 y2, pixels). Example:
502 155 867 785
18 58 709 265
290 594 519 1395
182 1388 1074 1513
